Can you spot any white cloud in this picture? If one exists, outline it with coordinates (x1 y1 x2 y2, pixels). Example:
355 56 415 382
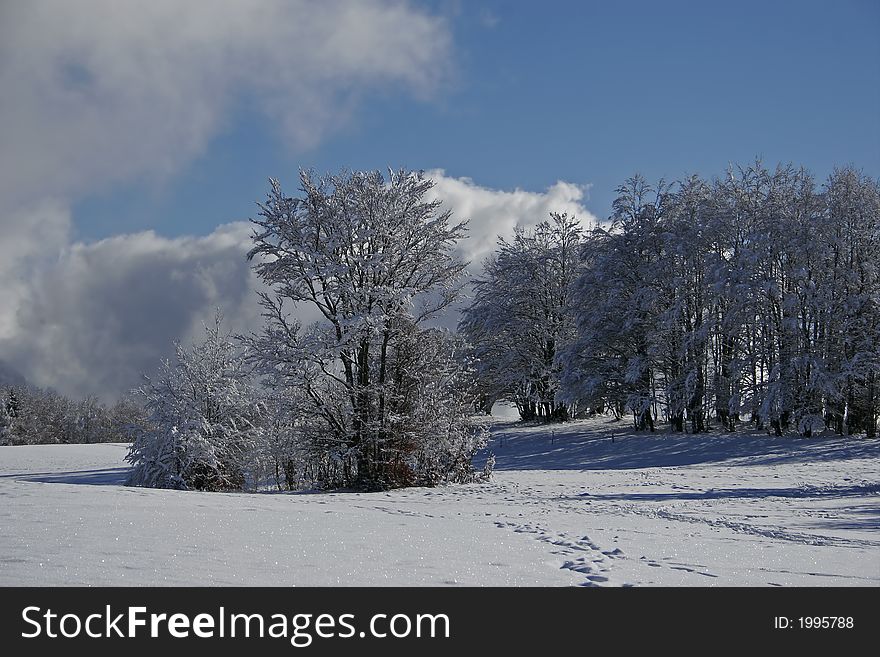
0 201 72 341
426 170 597 267
0 0 452 207
0 224 260 399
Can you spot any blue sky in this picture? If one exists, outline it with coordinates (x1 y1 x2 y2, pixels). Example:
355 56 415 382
73 0 880 241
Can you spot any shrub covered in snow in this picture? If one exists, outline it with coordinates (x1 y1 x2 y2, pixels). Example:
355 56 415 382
126 312 262 491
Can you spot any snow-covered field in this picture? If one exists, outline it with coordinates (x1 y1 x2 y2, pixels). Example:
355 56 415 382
1 417 878 586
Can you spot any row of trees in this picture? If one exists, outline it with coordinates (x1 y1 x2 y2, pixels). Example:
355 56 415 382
0 385 144 446
127 170 489 492
463 163 879 438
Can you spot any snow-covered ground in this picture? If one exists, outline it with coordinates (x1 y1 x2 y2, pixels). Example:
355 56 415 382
1 416 878 586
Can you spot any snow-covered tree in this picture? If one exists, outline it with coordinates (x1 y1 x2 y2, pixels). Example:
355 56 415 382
0 384 145 445
0 391 13 446
246 169 483 489
6 387 19 420
461 213 582 421
654 174 714 432
562 176 670 430
2 386 64 444
126 312 262 491
107 396 148 444
560 162 880 438
378 325 487 486
820 166 880 437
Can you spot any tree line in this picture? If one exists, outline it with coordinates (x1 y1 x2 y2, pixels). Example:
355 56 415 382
0 385 145 446
463 162 879 438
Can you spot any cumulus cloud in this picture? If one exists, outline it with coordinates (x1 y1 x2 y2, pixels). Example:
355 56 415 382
0 201 72 341
427 170 597 267
0 223 258 398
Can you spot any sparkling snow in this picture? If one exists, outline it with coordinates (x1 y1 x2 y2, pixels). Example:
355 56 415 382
1 416 877 586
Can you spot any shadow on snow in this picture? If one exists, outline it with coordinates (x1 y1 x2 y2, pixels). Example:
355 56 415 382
566 483 880 502
0 468 130 486
478 418 880 471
